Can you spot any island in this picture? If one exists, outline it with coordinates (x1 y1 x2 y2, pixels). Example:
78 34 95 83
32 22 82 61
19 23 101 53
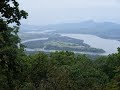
22 35 105 54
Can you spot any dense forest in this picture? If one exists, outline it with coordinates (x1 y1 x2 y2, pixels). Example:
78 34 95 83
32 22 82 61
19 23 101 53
0 0 120 90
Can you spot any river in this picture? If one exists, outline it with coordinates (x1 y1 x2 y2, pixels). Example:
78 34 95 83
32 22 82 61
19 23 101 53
21 38 48 43
61 34 120 55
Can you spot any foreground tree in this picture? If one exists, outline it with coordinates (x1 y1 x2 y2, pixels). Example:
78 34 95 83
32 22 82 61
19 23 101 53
0 0 28 89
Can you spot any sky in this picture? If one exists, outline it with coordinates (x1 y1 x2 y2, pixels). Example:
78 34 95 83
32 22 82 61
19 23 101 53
19 0 120 25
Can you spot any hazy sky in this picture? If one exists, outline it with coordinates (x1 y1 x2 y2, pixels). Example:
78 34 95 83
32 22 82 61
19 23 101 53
19 0 120 25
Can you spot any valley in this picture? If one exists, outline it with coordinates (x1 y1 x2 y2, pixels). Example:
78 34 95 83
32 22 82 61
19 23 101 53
20 21 120 55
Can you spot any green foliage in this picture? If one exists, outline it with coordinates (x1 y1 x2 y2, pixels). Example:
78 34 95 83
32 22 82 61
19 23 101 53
0 0 28 89
0 0 28 25
19 51 109 90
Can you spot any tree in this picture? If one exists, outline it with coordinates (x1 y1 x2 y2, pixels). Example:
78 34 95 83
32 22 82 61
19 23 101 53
29 52 48 90
0 0 28 89
0 0 27 25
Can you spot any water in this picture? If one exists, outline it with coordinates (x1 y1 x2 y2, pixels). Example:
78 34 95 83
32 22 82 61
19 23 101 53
21 38 48 43
24 30 56 34
61 34 120 55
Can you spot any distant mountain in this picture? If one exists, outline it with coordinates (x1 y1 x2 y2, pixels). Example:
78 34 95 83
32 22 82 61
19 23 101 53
40 20 120 33
40 20 120 39
20 21 120 39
